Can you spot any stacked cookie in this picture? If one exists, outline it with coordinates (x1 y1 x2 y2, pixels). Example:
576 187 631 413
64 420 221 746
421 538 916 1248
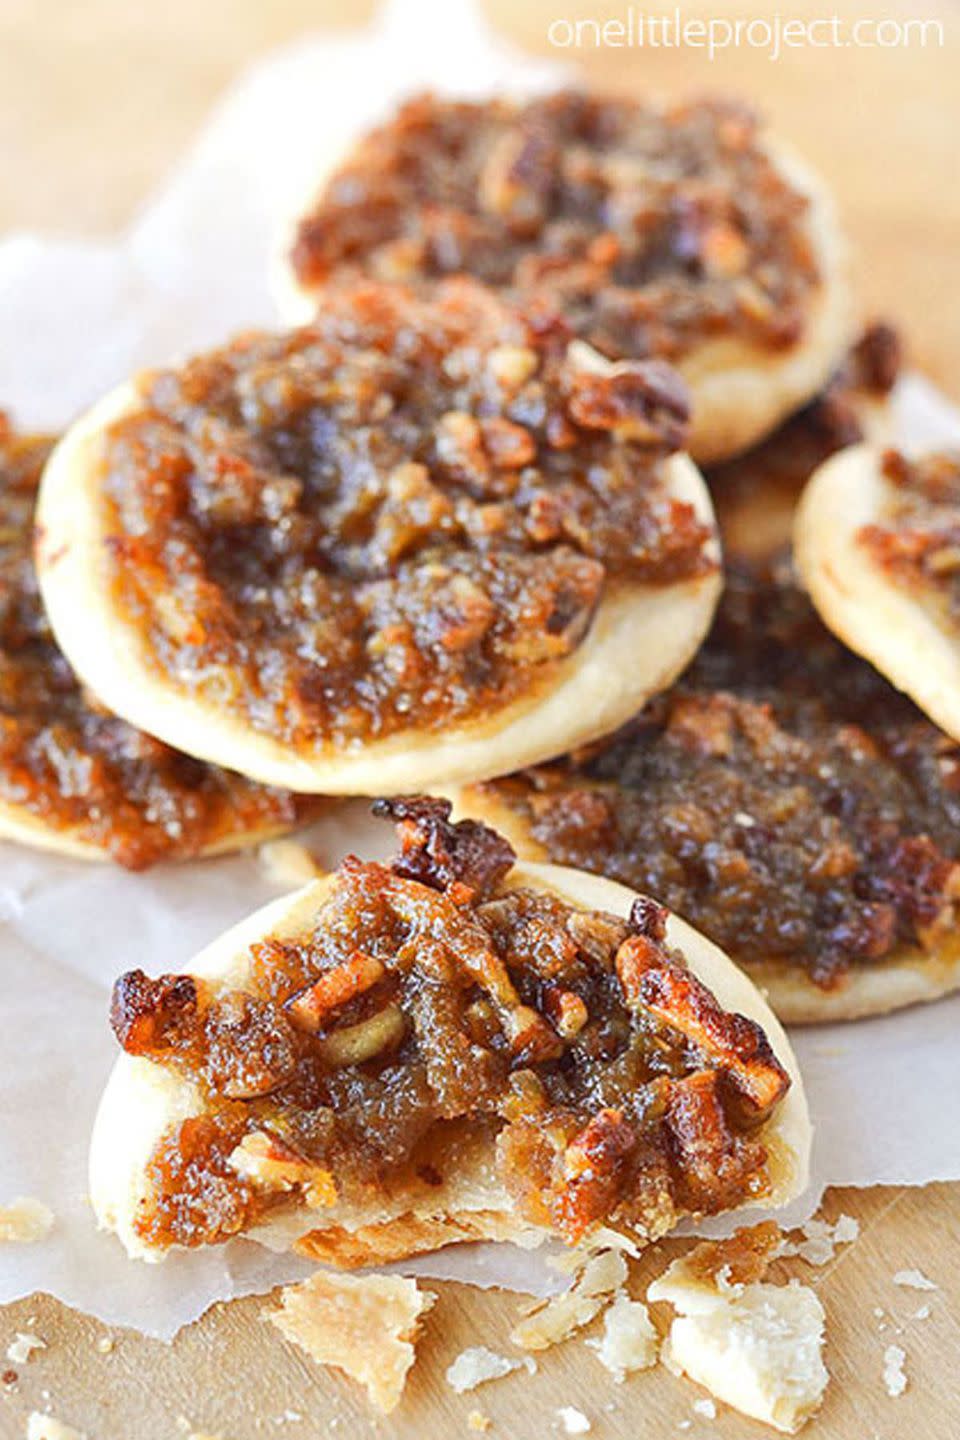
26 89 960 1021
6 89 959 1324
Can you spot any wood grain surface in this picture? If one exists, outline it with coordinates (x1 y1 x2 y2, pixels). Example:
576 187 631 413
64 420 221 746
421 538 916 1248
1 2 958 1437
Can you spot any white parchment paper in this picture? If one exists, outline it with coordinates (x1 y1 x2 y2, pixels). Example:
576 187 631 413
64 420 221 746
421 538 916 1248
1 0 959 1340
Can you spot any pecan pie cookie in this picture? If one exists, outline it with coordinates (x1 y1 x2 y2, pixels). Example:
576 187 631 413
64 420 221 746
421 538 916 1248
278 92 852 464
457 563 960 1022
89 799 809 1263
37 280 720 794
0 415 316 868
797 444 960 747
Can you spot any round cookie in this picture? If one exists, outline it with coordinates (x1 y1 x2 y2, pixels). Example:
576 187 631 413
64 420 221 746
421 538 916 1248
90 800 810 1265
454 561 960 1024
0 416 317 869
37 280 721 795
796 444 960 746
278 92 853 464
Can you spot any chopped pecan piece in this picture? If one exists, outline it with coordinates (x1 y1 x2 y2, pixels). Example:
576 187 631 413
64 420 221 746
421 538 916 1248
628 896 668 942
623 961 790 1120
565 357 690 449
665 1070 767 1213
374 795 516 899
555 1107 638 1242
478 124 557 235
544 986 589 1037
316 1003 406 1066
110 970 198 1055
286 952 387 1033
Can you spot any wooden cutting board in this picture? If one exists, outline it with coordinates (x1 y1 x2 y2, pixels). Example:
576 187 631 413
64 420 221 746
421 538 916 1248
1 3 958 1436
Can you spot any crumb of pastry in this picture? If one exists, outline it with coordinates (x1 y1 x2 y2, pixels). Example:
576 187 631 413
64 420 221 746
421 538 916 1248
779 1213 859 1267
447 1348 521 1393
0 1198 54 1244
26 1415 86 1440
649 1231 828 1434
882 1344 907 1398
589 1293 659 1380
556 1407 591 1435
512 1249 627 1351
892 1268 936 1291
268 1270 434 1414
446 1347 534 1393
6 1333 46 1364
259 840 322 887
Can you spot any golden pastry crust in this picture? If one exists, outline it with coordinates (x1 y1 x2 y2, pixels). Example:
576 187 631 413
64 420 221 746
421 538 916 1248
36 327 721 796
0 798 306 867
89 860 810 1266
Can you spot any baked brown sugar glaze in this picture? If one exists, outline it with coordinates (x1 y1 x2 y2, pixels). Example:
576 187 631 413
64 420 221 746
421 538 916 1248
478 563 960 988
0 416 313 868
100 280 714 748
291 92 821 363
859 449 960 624
110 799 790 1251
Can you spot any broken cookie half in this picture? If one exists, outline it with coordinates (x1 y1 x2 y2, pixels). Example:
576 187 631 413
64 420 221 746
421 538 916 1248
90 798 810 1267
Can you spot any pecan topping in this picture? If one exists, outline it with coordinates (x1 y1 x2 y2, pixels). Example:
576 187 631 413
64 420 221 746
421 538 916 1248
851 320 901 394
862 450 960 624
565 355 690 450
287 952 387 1033
96 282 712 755
373 795 516 899
111 970 198 1055
290 92 823 365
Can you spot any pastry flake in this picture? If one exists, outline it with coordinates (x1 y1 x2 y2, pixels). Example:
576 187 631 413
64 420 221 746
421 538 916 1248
649 1231 828 1434
268 1269 434 1414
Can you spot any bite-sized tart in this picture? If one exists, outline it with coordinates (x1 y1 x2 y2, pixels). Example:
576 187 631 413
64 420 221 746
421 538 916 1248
278 91 852 464
0 415 316 869
457 561 960 1023
709 321 900 561
797 445 960 746
37 280 720 794
90 798 809 1265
